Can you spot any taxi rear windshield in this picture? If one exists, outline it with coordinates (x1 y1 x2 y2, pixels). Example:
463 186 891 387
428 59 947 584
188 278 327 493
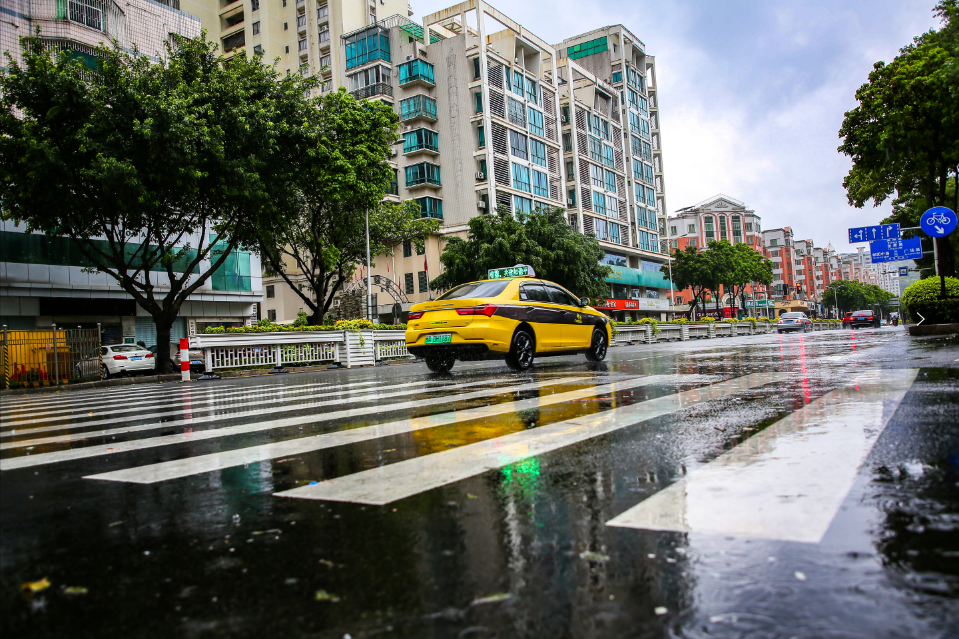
437 281 510 300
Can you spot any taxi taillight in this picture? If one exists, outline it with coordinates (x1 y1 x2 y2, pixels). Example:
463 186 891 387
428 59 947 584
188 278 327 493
407 311 425 320
456 305 497 317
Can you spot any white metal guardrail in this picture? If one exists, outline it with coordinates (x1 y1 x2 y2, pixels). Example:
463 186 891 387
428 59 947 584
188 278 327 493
192 330 413 372
189 321 841 374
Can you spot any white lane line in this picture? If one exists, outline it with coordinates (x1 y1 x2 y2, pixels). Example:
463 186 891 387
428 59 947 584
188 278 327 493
274 372 789 505
0 376 537 450
0 377 587 470
86 375 677 484
1 378 459 433
0 378 389 424
606 368 918 543
0 371 393 414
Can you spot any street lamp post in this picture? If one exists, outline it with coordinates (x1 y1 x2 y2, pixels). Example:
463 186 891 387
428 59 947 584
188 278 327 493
365 207 372 322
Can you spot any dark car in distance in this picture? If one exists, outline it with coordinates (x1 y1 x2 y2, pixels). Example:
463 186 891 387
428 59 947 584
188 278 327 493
847 310 881 329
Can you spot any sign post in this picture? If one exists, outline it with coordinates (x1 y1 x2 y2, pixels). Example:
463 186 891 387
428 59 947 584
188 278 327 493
920 206 957 299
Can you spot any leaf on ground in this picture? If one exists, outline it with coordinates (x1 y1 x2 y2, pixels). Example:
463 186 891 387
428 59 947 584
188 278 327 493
251 529 282 535
64 586 88 595
318 559 342 568
21 577 51 595
466 493 479 499
470 592 513 606
314 589 341 602
579 551 610 562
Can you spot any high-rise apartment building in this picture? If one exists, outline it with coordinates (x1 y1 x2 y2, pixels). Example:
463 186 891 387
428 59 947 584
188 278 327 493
1 1 263 342
193 0 675 322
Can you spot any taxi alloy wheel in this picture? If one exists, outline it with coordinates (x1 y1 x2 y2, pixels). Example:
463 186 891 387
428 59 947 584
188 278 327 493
506 329 534 371
101 363 110 379
585 328 608 362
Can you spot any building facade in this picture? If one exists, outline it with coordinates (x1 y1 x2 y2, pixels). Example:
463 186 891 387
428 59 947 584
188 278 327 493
667 195 767 314
1 3 262 342
203 0 676 322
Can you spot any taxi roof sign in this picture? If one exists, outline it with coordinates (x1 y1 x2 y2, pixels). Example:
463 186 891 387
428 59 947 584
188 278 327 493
487 264 535 280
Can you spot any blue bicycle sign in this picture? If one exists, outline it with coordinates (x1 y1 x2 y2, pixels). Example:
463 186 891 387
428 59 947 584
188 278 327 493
920 206 957 238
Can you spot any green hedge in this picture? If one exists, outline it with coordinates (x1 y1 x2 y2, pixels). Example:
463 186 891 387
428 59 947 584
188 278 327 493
901 276 959 321
907 299 959 324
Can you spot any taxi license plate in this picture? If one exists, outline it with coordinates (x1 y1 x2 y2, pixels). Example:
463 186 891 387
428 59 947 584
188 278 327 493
190 360 202 365
425 334 452 345
131 356 142 361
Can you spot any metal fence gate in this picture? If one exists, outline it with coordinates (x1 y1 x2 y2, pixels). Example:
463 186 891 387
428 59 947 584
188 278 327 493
1 327 101 389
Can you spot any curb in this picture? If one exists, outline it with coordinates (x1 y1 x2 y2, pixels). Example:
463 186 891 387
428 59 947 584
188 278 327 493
907 323 959 337
0 373 185 396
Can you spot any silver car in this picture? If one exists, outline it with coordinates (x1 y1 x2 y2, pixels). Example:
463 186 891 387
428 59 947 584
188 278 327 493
777 312 813 334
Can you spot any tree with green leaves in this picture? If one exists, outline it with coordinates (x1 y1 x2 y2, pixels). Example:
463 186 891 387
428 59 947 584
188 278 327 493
430 206 611 300
838 0 959 295
662 245 714 319
256 89 439 324
725 242 774 317
0 35 312 372
822 280 893 317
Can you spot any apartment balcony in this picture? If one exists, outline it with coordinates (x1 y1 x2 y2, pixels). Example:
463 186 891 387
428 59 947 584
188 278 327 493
398 60 435 88
399 95 437 123
350 82 394 100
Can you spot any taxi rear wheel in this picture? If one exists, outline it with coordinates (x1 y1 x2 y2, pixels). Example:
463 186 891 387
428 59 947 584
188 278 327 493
424 354 455 373
505 329 535 371
585 328 608 362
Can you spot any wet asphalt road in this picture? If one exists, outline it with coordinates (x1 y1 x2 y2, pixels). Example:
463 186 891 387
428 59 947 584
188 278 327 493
1 327 958 639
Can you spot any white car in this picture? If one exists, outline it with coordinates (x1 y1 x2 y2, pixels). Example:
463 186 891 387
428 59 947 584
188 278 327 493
76 344 156 379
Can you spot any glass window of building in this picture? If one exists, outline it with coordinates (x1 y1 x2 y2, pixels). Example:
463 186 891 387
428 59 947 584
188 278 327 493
593 191 607 216
528 108 544 136
512 163 531 192
530 139 546 167
513 195 533 215
397 59 434 85
509 130 528 159
532 170 548 197
590 164 604 188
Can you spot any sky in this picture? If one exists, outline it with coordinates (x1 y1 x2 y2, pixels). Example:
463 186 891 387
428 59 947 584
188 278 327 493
412 0 943 250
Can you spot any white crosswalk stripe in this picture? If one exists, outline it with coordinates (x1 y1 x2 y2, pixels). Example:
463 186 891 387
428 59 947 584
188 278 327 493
606 368 918 543
85 374 678 484
1 377 504 435
274 372 790 504
0 376 588 469
0 378 388 424
0 376 551 450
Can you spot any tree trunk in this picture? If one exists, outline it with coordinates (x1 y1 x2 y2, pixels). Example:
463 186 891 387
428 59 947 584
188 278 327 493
153 314 176 375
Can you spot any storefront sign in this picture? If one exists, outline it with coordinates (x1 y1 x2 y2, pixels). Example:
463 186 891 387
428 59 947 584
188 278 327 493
595 298 669 311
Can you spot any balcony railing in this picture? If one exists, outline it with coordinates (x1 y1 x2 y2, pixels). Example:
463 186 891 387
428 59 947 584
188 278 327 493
350 82 394 100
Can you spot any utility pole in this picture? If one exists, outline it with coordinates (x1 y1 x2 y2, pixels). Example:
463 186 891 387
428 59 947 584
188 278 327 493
365 208 373 322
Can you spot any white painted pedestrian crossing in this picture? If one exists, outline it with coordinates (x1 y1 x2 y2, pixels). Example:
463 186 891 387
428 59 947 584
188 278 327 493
0 376 543 449
0 376 587 469
274 372 790 505
1 377 497 434
605 368 918 543
0 378 388 424
85 374 678 484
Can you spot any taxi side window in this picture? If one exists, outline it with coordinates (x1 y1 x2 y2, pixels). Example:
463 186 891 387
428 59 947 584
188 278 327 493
520 283 551 303
545 285 579 307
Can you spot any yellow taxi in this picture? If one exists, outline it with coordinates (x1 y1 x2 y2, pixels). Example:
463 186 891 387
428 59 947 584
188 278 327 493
405 265 612 373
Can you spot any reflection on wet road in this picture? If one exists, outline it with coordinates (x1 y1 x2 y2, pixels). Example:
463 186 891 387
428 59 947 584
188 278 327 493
2 327 958 639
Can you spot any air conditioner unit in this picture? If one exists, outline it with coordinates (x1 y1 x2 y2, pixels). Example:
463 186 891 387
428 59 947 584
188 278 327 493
475 172 486 179
406 55 413 60
566 198 575 206
476 201 487 209
561 114 569 124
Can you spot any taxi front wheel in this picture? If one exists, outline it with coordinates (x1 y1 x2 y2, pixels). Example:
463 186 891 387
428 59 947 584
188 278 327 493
585 328 608 362
505 329 535 371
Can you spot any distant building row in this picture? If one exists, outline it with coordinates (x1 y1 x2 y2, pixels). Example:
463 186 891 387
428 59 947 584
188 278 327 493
666 194 908 318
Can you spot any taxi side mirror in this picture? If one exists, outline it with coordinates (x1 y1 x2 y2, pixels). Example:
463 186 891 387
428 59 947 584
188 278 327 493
580 297 590 307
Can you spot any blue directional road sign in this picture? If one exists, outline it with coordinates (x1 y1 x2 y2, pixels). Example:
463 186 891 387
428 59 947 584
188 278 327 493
920 206 957 238
869 238 923 263
848 223 900 244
